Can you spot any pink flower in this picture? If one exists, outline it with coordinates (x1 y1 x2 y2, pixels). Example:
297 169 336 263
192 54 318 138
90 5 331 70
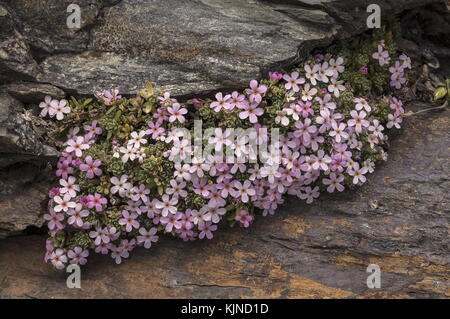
311 150 332 171
96 89 121 104
67 205 89 227
353 98 371 112
283 71 305 92
268 72 283 81
79 156 102 179
328 79 345 97
238 102 264 123
231 180 256 203
158 92 176 105
304 64 320 85
65 136 89 157
146 121 165 139
389 97 404 116
329 122 349 143
399 54 411 69
39 95 58 117
359 66 368 74
294 118 317 143
155 195 178 217
53 99 70 120
328 57 344 76
68 247 89 265
44 209 65 230
53 194 77 212
234 209 253 228
227 91 246 110
137 227 159 248
165 179 188 198
368 119 384 138
86 193 107 212
297 101 314 118
245 80 267 103
198 222 217 239
168 103 188 123
347 110 369 134
372 44 389 66
348 163 368 184
322 173 345 192
50 249 67 269
299 186 320 204
390 74 406 89
119 210 140 232
59 176 79 198
83 120 102 139
160 212 183 232
386 114 402 129
208 128 232 152
131 184 150 202
210 92 231 112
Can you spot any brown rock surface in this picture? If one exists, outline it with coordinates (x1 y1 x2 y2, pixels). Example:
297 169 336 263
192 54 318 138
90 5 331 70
0 105 448 298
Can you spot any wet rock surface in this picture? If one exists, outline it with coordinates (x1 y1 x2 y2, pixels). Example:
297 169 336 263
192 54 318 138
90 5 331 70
0 105 448 298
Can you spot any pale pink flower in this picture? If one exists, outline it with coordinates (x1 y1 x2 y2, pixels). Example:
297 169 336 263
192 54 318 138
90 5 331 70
322 173 345 192
347 110 369 134
137 227 158 248
119 211 140 232
239 102 264 123
168 103 188 123
155 195 178 217
245 80 267 104
65 136 89 157
210 92 231 112
283 71 305 92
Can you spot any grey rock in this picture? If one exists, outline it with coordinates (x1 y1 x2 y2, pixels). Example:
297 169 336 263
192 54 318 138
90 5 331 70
0 93 57 238
5 0 438 97
0 82 66 104
0 163 52 239
0 93 57 163
0 107 448 297
0 3 40 83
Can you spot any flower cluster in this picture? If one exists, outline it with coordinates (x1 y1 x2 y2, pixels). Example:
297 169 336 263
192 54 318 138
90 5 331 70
39 96 71 120
43 34 410 268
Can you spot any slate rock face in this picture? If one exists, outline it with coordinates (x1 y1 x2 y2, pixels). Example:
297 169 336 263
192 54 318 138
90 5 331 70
0 0 441 97
0 93 57 238
0 106 448 298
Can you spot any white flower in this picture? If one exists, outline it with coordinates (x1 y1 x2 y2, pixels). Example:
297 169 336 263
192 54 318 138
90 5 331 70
128 131 147 148
317 62 334 83
304 64 320 85
173 163 192 181
353 97 371 112
155 195 178 217
301 83 317 101
328 57 345 77
59 176 79 198
110 175 133 197
53 99 70 120
53 194 77 212
208 128 232 152
39 96 58 117
120 145 137 163
275 110 290 126
328 79 345 97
